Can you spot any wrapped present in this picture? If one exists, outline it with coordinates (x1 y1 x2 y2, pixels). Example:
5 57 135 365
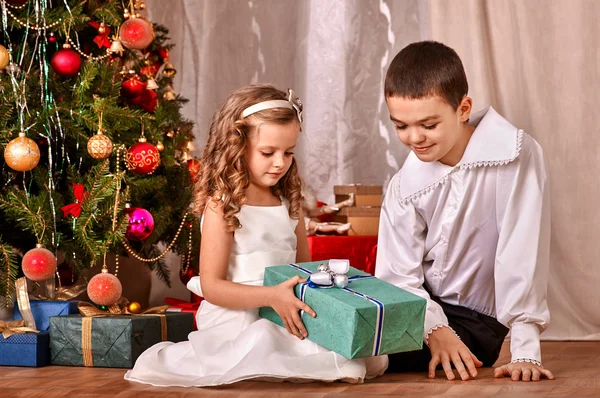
14 300 80 332
165 297 201 330
0 321 48 367
334 184 383 207
334 206 381 236
49 310 194 368
307 235 378 275
259 260 426 359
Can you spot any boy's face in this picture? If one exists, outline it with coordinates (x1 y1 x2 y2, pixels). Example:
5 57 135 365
386 95 472 166
244 121 299 189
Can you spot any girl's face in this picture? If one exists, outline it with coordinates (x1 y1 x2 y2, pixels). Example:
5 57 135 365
244 121 300 190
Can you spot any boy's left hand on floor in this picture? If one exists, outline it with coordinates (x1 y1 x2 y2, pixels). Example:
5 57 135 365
493 362 555 381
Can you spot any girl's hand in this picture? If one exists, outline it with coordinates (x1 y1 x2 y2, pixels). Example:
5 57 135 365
494 362 554 381
269 275 316 340
427 326 483 380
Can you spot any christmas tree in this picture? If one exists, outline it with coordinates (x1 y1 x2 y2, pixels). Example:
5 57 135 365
0 0 200 307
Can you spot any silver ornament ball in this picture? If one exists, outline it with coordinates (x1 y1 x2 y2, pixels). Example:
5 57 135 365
333 274 348 288
317 263 330 273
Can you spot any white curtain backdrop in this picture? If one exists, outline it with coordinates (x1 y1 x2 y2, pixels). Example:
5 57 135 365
145 0 600 341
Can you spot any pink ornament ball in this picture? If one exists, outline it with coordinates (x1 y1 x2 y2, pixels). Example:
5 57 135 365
125 207 155 241
87 272 122 306
22 246 57 282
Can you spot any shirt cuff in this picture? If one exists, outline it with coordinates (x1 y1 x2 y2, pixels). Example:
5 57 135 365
422 301 449 342
510 322 542 364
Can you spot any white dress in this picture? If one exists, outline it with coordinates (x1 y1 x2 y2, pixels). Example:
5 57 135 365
124 203 388 387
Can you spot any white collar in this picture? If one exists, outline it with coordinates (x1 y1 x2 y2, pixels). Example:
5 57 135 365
397 107 523 203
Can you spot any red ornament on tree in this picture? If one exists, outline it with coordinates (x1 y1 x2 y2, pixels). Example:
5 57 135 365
48 32 57 44
157 47 169 61
125 137 161 174
125 206 155 241
51 44 82 78
130 89 158 113
22 244 57 282
87 268 122 306
179 266 198 285
187 158 201 182
120 74 145 98
119 18 155 50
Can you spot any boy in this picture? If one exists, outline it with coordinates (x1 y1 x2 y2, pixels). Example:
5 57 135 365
375 41 554 382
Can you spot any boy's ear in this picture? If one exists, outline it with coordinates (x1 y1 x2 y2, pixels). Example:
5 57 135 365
459 96 472 122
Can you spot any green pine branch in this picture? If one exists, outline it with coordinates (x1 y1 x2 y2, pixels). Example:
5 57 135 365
0 240 19 308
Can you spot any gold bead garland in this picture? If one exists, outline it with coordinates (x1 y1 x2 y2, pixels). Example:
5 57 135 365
66 36 112 62
121 213 190 262
180 221 193 274
111 144 192 263
5 7 63 31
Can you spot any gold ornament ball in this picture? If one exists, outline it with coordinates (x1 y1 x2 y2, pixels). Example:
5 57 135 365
0 44 9 70
127 301 142 314
87 132 113 159
156 142 164 152
4 133 41 172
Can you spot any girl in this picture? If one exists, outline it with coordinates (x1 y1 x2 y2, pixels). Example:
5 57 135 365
124 84 388 387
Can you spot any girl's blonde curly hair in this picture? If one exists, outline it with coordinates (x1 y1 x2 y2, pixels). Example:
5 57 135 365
194 84 303 231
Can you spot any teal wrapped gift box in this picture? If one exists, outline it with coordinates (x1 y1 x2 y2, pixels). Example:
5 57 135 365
259 261 426 359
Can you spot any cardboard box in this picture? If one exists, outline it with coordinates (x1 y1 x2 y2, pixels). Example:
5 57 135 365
334 206 381 236
334 185 383 207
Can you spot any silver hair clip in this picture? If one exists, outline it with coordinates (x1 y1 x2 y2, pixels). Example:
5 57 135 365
241 89 303 123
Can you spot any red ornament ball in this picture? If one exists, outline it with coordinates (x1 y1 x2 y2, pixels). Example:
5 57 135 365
22 246 57 282
51 47 82 78
120 75 145 98
180 266 198 285
157 47 169 61
187 159 201 182
48 34 57 44
125 140 161 174
125 207 155 241
130 89 158 113
119 18 155 50
87 271 122 306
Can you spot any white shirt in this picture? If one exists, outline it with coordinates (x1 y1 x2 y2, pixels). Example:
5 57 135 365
375 107 550 364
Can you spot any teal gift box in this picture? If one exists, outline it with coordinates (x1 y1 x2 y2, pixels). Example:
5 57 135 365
259 261 426 359
49 312 193 368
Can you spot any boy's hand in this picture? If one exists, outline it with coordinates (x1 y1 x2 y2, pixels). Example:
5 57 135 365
494 362 554 381
269 275 316 340
427 326 482 380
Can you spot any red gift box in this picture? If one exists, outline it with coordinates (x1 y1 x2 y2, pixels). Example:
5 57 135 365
307 235 378 275
165 297 201 330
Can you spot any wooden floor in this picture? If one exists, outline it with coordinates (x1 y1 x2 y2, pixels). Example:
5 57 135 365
1 341 598 397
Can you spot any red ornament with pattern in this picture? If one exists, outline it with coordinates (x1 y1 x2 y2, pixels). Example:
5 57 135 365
125 137 160 174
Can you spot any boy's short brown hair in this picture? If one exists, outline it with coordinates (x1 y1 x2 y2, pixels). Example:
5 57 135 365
385 41 468 110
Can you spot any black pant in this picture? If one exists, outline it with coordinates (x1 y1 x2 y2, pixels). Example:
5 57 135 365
387 297 509 372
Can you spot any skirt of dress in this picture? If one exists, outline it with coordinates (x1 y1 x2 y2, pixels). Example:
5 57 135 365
124 300 388 387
